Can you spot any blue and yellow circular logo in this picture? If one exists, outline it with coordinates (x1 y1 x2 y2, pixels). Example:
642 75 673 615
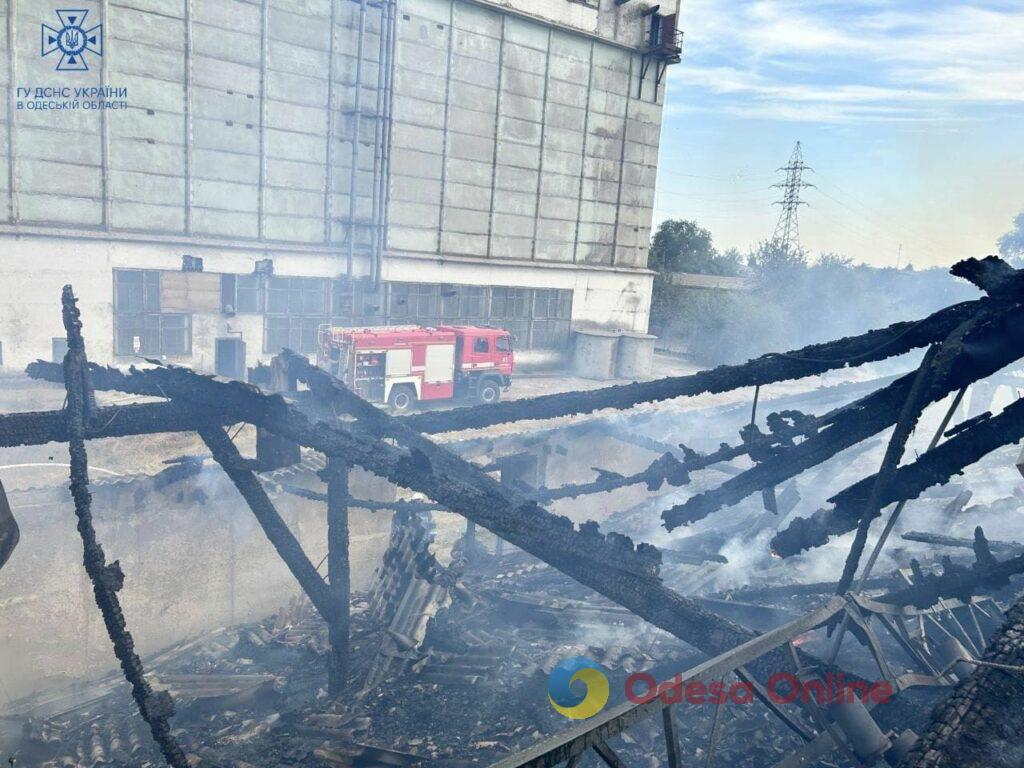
547 656 609 719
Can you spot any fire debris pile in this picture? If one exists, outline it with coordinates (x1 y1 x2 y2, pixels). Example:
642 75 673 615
1 256 1024 767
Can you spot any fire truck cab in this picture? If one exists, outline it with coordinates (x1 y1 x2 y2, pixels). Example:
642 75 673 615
316 324 514 411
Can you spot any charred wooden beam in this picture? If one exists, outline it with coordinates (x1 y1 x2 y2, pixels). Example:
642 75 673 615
880 530 1024 609
664 301 1024 530
198 425 337 623
399 286 990 434
58 287 189 768
325 458 351 696
902 531 1023 557
772 394 1024 557
30 357 797 677
896 590 1024 768
0 402 230 447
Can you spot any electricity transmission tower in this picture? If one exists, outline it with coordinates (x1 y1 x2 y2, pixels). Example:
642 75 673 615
771 141 814 252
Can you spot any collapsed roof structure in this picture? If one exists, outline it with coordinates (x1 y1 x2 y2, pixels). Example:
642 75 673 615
2 256 1024 767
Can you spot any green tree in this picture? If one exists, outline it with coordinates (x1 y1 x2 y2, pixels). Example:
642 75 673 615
649 219 740 276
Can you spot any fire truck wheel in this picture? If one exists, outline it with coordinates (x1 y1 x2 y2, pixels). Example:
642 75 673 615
387 385 417 412
477 379 501 405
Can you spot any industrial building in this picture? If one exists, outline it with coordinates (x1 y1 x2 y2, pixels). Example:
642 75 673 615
0 0 681 373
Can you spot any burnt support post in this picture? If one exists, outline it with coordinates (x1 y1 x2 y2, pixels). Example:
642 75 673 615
325 457 351 696
198 425 336 624
59 286 189 768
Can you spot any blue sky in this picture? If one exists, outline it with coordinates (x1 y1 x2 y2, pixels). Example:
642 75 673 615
655 0 1024 268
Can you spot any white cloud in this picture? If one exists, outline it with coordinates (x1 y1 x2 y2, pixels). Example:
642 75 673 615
674 0 1024 122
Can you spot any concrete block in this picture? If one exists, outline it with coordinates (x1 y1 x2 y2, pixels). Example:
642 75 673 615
590 89 628 117
451 55 500 88
495 164 537 192
503 42 548 75
192 178 260 212
265 128 328 163
577 221 615 244
534 239 575 262
572 329 618 379
125 77 187 114
579 200 617 225
549 30 591 61
443 181 493 211
548 54 589 84
193 117 259 154
110 170 186 206
109 111 185 145
191 23 260 64
540 171 580 198
392 96 446 127
592 44 631 73
448 131 495 162
18 126 101 165
536 215 577 238
391 122 445 154
268 38 331 76
264 186 325 217
399 0 451 24
191 56 260 95
263 214 324 242
191 86 258 123
109 200 185 232
194 0 261 35
191 149 260 184
490 234 533 259
452 0 502 37
266 157 328 191
542 146 584 176
389 200 441 227
448 79 497 112
15 191 102 226
504 15 549 50
392 175 443 204
493 189 537 217
109 138 187 176
492 211 533 236
395 39 448 74
445 157 493 186
265 100 328 135
441 231 487 255
110 5 184 50
448 104 497 136
581 177 620 205
546 78 589 109
18 159 102 199
389 224 439 252
268 7 331 49
545 102 587 132
496 141 540 169
443 206 490 233
452 28 500 62
111 39 188 80
577 242 613 265
267 69 330 107
394 64 448 102
391 147 444 179
192 207 259 238
501 93 544 124
501 68 545 98
498 115 541 145
583 158 622 185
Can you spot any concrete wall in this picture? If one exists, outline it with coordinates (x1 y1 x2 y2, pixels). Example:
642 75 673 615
0 233 650 370
387 0 664 268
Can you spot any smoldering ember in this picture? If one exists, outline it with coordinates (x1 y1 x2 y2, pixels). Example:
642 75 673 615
0 255 1019 768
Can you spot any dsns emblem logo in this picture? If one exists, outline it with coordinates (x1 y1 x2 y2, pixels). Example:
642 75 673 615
42 10 103 71
547 657 609 719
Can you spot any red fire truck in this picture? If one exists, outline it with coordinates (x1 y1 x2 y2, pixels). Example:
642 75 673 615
316 324 514 411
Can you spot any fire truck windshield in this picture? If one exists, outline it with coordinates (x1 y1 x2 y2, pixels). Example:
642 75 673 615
496 335 512 353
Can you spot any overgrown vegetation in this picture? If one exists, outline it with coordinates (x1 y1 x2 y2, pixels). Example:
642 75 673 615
649 219 977 364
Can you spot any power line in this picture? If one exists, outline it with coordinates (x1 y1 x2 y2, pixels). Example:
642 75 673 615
771 141 814 252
